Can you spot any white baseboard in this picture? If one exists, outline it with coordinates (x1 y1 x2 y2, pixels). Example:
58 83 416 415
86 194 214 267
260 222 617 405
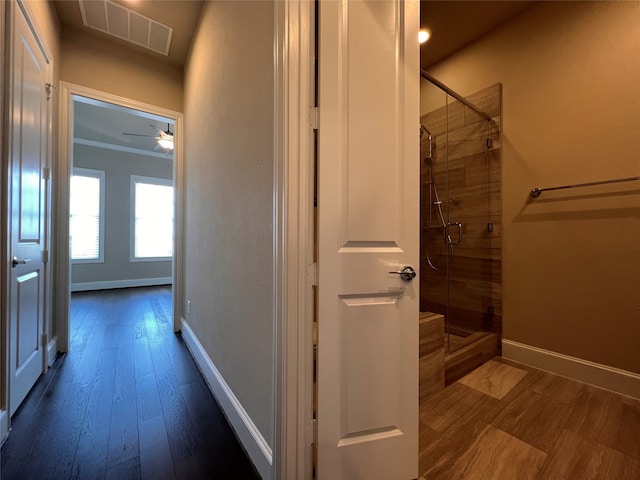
71 277 172 292
0 409 8 446
47 336 58 365
180 318 272 480
502 339 640 399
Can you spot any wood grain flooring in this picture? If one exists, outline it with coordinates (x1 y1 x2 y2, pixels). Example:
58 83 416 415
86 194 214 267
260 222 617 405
0 286 259 480
420 357 640 479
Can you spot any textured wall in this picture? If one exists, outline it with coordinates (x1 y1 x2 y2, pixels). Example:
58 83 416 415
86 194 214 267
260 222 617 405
183 1 275 446
60 29 183 113
71 144 173 286
421 1 640 373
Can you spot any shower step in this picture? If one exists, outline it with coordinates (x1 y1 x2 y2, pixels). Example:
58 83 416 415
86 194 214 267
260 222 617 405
419 312 445 403
444 332 498 386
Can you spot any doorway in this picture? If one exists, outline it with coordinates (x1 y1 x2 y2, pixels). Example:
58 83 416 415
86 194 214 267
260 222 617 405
57 83 184 353
69 96 175 296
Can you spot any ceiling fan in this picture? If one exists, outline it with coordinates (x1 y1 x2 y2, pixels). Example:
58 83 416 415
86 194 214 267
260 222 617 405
123 123 174 151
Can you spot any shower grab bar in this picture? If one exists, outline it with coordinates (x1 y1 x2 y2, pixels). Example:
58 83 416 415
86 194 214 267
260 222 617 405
530 176 640 198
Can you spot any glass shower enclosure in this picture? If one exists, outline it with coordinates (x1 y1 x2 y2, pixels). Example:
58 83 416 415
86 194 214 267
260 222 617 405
419 72 502 354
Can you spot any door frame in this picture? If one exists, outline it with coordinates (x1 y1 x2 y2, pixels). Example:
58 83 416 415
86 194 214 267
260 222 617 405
0 0 54 442
55 83 184 353
0 0 9 443
272 0 315 478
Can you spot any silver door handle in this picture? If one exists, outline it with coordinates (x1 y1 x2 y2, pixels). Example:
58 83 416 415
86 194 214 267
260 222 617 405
388 265 416 282
12 256 32 268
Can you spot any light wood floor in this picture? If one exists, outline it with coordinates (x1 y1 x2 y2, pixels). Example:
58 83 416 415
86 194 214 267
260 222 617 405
419 357 640 479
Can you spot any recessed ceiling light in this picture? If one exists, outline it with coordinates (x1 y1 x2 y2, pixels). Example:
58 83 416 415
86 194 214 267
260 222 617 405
419 29 431 44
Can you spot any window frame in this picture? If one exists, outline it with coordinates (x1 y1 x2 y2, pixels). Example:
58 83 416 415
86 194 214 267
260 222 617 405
70 167 106 264
130 174 174 262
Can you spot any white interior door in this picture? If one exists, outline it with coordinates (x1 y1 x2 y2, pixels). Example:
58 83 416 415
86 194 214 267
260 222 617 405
317 1 419 479
8 1 50 416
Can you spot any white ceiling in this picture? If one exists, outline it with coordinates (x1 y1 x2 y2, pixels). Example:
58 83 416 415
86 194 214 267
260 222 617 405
73 97 175 159
60 0 536 157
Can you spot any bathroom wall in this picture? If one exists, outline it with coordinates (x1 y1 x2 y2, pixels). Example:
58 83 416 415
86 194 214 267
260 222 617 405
421 1 640 373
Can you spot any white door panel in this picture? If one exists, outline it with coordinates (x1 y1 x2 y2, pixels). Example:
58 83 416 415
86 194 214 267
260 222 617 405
317 1 419 478
9 1 49 416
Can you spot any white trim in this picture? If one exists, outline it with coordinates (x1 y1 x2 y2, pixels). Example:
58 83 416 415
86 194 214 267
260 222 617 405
46 335 58 366
0 410 8 445
181 318 273 480
0 0 8 442
502 339 640 399
70 277 172 292
273 1 315 479
57 82 185 353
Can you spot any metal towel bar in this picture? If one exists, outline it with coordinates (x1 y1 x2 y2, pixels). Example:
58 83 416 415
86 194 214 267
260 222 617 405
530 176 640 198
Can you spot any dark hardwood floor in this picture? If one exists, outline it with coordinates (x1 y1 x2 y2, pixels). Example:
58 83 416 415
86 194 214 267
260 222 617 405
1 286 260 480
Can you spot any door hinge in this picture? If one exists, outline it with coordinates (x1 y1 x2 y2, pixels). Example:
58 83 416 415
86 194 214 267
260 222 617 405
307 262 318 286
309 106 319 130
45 82 56 100
308 417 317 445
42 250 49 263
42 166 50 181
41 332 48 347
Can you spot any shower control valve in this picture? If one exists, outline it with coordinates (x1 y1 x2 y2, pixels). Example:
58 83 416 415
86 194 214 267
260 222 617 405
388 265 416 282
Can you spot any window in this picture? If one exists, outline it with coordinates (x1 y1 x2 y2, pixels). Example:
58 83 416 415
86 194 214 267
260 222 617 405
131 175 174 261
70 168 105 262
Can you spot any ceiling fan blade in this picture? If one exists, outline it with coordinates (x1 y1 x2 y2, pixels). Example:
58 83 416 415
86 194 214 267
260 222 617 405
123 132 156 137
150 123 174 136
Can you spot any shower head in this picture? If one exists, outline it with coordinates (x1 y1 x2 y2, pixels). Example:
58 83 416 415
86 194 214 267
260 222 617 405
420 124 433 163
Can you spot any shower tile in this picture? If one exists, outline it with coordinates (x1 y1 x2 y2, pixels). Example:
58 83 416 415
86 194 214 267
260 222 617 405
419 312 445 402
458 359 527 399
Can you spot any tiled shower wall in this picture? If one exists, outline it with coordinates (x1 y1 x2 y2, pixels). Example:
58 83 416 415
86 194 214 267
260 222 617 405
420 83 502 341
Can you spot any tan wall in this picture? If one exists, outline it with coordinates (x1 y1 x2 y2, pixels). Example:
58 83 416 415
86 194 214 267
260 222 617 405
183 1 275 445
25 0 60 66
60 28 183 113
421 1 640 373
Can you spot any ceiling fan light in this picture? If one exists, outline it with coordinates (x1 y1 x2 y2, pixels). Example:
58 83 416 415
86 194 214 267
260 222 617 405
158 137 174 150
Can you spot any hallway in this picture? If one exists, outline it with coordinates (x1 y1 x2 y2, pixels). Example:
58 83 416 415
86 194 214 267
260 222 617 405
1 287 259 479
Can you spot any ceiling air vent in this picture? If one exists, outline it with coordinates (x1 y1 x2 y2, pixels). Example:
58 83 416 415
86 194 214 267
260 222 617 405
79 0 173 56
